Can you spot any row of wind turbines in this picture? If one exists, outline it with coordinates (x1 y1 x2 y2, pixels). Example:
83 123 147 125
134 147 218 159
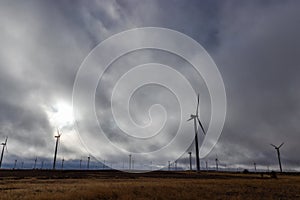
0 94 285 172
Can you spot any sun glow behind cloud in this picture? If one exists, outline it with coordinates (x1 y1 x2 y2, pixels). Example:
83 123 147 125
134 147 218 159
47 102 75 130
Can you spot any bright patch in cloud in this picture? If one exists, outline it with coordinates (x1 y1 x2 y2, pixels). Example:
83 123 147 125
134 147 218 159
47 102 74 130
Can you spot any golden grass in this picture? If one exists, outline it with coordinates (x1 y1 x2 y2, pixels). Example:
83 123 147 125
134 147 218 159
0 174 299 200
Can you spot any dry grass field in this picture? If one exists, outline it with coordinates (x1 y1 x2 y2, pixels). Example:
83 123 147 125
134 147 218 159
0 170 299 200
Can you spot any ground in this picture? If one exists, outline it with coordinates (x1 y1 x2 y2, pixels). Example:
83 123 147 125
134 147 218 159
0 170 299 200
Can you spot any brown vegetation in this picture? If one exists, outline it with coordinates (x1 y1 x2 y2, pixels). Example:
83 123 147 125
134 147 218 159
0 170 299 200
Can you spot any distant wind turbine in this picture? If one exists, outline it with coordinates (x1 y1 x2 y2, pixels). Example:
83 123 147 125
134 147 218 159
61 158 64 169
188 152 192 171
215 155 219 171
129 154 132 170
41 161 44 169
87 156 90 169
187 94 206 172
34 157 37 169
270 142 284 173
0 137 8 168
13 159 17 170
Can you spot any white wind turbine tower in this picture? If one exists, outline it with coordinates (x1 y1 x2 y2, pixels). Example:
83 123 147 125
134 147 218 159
187 94 206 172
0 137 8 168
270 142 284 173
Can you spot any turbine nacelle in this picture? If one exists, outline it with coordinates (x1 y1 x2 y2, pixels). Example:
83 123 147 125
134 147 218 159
55 128 61 138
270 142 284 149
187 94 206 135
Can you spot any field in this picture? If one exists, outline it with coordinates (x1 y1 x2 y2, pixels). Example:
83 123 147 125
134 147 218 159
0 170 299 200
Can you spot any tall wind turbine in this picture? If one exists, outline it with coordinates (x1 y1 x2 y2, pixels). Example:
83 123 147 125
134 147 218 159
53 129 61 170
270 142 284 173
0 137 8 168
187 94 206 172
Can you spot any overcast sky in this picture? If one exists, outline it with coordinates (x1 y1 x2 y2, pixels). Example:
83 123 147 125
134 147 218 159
0 0 299 171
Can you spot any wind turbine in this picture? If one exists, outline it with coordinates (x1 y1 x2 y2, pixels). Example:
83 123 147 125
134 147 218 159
132 159 134 170
61 157 64 169
129 154 132 170
215 155 219 171
13 160 17 170
270 142 284 173
0 137 8 168
41 161 44 169
34 157 37 169
188 152 192 171
53 129 61 170
187 94 206 172
87 156 90 169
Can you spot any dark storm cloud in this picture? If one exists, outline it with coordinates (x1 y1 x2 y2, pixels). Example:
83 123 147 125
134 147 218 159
210 0 300 169
0 0 299 170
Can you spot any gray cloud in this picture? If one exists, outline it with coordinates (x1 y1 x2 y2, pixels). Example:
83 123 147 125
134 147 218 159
0 0 299 171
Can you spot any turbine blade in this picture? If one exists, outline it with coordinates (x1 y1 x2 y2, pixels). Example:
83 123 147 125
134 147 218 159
197 117 206 135
270 144 276 148
196 94 199 115
278 142 284 148
187 117 193 121
57 128 59 136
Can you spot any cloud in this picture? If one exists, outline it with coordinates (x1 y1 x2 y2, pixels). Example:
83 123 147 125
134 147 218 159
0 0 299 171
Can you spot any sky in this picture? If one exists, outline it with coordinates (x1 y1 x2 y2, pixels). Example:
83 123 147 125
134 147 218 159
0 0 299 171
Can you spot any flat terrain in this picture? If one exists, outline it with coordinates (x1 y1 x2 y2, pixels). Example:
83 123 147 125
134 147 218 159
0 170 299 200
